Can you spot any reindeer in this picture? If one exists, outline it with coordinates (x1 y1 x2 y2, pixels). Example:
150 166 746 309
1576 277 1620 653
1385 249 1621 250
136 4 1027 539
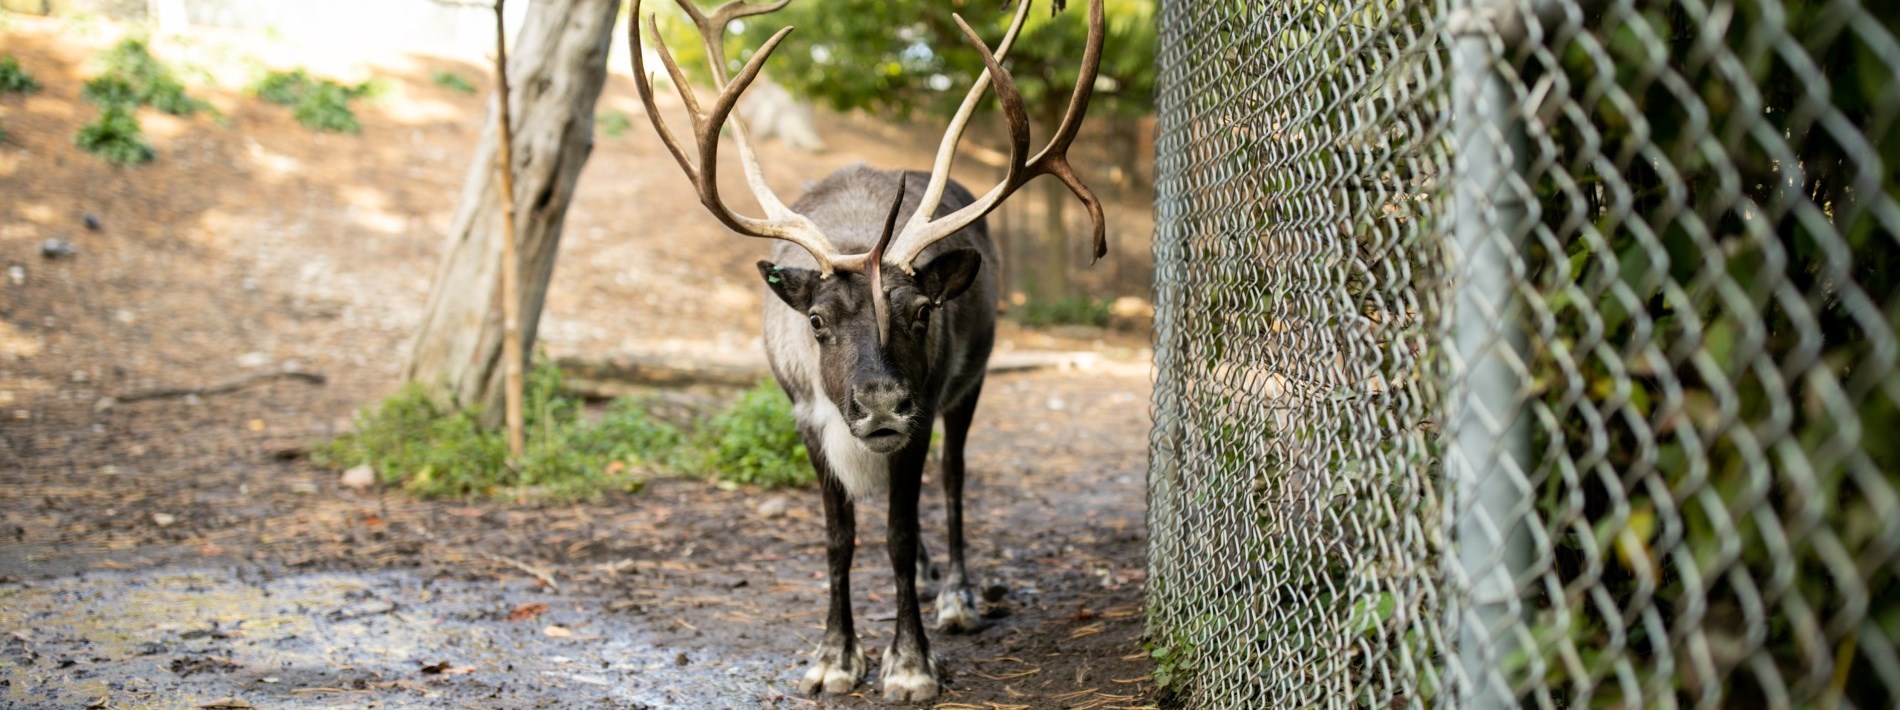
627 0 1105 700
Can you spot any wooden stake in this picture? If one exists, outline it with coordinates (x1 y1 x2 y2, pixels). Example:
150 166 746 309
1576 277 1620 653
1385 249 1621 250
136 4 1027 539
494 0 524 459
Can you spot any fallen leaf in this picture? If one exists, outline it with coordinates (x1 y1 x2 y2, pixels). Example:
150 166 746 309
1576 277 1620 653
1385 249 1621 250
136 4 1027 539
543 625 573 638
507 602 549 623
419 660 473 675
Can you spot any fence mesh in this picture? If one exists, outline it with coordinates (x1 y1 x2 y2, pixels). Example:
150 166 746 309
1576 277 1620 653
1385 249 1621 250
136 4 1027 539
1147 1 1900 708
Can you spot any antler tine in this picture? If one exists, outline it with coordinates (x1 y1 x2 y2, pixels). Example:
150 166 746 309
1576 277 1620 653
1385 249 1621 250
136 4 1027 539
629 0 840 272
666 0 814 257
903 0 1034 248
886 0 1108 271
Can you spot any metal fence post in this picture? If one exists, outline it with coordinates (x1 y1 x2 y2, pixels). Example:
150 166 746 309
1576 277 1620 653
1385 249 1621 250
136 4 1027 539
1448 1 1536 706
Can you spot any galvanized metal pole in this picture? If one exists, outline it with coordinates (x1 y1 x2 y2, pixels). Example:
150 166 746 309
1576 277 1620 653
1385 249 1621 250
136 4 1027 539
1448 1 1536 706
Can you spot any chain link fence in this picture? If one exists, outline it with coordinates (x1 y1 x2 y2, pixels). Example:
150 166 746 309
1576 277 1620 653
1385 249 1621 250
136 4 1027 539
1146 1 1900 708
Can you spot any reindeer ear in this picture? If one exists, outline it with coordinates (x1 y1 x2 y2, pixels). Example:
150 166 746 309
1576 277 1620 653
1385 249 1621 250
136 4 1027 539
758 260 821 312
915 249 982 303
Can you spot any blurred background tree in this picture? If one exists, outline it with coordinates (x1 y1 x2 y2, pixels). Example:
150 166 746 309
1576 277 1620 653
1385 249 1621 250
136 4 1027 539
653 0 1156 308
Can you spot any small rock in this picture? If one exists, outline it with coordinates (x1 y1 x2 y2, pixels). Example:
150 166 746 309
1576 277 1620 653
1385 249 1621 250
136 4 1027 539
7 266 22 285
93 396 116 412
235 352 271 369
40 239 76 259
70 370 88 383
115 310 136 325
755 495 791 519
1046 397 1066 411
674 652 688 667
980 583 1009 603
153 513 177 527
340 465 376 491
83 214 102 231
290 481 319 495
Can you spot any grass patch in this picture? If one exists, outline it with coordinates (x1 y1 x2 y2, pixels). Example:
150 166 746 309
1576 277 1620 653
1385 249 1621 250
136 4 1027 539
597 110 633 138
0 54 39 94
1010 296 1111 328
251 68 377 133
431 70 477 94
322 370 811 500
75 104 154 165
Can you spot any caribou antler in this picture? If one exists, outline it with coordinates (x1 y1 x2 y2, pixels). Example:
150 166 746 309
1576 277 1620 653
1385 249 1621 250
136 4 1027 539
629 0 865 274
629 0 1105 276
884 0 1106 273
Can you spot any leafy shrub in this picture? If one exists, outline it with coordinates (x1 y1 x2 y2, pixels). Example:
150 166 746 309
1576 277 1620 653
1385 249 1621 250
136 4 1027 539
253 68 313 106
253 69 373 133
74 105 154 165
321 363 681 500
93 38 205 115
597 110 633 138
689 380 811 488
0 55 38 94
431 70 477 94
323 369 817 499
292 81 360 133
1010 296 1111 328
82 75 139 107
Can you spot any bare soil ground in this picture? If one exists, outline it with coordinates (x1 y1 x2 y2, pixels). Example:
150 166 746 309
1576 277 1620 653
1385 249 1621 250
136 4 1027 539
0 16 1158 709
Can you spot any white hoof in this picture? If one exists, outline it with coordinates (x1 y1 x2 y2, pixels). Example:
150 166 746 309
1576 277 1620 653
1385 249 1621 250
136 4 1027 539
798 643 865 695
935 586 980 633
880 642 940 702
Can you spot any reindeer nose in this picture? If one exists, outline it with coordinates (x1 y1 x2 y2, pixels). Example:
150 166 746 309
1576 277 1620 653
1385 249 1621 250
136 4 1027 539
850 380 912 418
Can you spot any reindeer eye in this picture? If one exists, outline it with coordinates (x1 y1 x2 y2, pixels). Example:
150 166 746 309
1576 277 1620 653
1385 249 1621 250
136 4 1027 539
916 303 934 323
808 313 825 330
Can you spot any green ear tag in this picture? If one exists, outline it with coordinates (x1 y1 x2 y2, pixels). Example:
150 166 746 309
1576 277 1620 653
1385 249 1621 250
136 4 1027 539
768 274 781 284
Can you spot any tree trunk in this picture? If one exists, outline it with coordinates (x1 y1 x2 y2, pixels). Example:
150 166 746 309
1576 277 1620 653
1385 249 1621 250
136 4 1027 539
1039 176 1072 301
403 0 618 427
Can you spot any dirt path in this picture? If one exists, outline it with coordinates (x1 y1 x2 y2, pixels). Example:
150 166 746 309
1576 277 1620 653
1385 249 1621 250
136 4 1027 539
0 16 1157 708
2 369 1153 709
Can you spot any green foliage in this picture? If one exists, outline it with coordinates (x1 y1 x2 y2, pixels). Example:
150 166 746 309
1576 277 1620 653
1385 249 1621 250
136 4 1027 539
320 364 678 500
292 81 361 133
430 70 477 94
323 371 811 499
74 105 154 165
253 68 313 106
94 38 206 116
597 109 634 138
661 0 1155 123
1146 632 1197 699
82 75 139 107
687 380 811 488
0 54 39 94
251 68 376 133
1507 1 1900 704
1010 296 1110 328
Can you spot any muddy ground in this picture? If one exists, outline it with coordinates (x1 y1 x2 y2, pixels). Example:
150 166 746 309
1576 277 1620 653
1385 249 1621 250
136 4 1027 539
0 15 1159 710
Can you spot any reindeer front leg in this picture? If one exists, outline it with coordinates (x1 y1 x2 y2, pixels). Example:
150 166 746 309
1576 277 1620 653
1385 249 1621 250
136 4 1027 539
881 445 939 701
800 444 867 695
